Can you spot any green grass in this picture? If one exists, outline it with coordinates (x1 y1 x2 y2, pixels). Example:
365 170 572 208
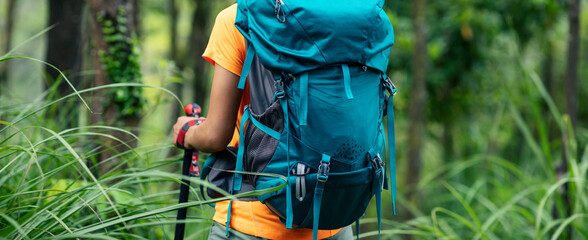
2 30 587 239
0 53 287 239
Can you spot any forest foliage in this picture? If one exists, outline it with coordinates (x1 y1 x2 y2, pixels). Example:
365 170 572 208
1 0 587 239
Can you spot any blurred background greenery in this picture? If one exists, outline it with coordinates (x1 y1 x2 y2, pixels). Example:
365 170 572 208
1 0 587 239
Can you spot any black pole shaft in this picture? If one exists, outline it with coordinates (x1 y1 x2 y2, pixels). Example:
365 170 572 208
175 150 193 240
174 103 201 240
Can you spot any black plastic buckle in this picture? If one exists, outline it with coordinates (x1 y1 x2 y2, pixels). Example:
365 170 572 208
317 161 330 182
274 79 285 99
383 77 397 96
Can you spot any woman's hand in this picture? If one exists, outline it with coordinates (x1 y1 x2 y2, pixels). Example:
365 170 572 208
172 116 206 149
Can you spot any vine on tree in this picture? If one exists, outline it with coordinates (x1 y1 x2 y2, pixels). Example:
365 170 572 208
97 6 146 118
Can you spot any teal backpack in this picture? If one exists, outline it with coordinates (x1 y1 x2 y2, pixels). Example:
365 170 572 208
201 1 396 239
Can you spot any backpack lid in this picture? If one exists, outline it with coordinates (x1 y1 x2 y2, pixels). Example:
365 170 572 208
235 0 395 74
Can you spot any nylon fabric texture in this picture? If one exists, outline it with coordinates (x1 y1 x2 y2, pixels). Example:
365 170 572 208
235 0 394 74
201 4 343 239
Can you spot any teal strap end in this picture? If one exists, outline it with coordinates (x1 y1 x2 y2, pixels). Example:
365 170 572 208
286 182 294 229
387 96 397 216
355 219 361 240
225 200 233 237
376 189 382 240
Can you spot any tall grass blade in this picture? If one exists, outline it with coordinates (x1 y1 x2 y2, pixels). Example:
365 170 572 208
0 56 91 114
550 214 588 240
43 210 72 234
0 213 31 240
508 103 550 176
535 177 585 239
0 25 55 59
442 182 484 236
431 207 477 238
1 83 181 134
38 127 126 224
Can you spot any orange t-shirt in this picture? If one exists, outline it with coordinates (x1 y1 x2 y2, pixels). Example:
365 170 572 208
201 4 341 239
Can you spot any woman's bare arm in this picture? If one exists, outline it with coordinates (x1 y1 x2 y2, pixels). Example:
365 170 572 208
172 64 243 153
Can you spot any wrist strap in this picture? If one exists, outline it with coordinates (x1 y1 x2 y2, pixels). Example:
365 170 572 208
176 119 201 149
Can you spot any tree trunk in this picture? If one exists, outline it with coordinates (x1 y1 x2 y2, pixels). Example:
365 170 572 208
187 0 212 107
168 0 211 126
46 0 85 94
565 0 579 129
169 0 183 122
542 42 554 102
88 0 142 176
406 0 427 220
0 0 16 96
45 0 85 128
560 0 580 238
542 38 557 144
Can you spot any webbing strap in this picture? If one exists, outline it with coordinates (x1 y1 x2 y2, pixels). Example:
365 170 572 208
238 44 255 90
387 95 397 215
312 154 331 240
381 124 389 190
376 183 382 240
300 72 309 126
225 107 252 236
199 155 216 207
225 200 233 236
233 108 250 192
279 97 294 229
367 148 384 240
355 219 360 240
249 111 280 139
342 64 354 99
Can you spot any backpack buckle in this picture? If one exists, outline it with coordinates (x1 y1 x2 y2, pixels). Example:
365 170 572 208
369 154 385 190
274 79 285 99
370 154 384 171
383 77 397 96
317 161 330 182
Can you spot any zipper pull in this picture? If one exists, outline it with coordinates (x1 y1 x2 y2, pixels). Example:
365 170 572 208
274 0 286 23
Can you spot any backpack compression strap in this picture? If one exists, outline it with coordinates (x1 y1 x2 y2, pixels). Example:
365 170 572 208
312 154 331 240
384 76 397 215
369 148 386 240
278 90 295 229
224 106 252 237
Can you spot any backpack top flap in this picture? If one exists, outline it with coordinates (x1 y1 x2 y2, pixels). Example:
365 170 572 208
235 0 395 74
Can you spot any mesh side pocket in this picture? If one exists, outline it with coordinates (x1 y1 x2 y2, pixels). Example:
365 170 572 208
244 100 284 186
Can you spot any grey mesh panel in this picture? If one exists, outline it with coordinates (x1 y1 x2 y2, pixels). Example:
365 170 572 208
247 43 276 115
244 101 283 186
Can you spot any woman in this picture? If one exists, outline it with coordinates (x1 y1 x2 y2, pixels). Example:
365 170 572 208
171 3 352 240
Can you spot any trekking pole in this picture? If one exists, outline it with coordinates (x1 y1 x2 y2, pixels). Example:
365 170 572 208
175 103 202 240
